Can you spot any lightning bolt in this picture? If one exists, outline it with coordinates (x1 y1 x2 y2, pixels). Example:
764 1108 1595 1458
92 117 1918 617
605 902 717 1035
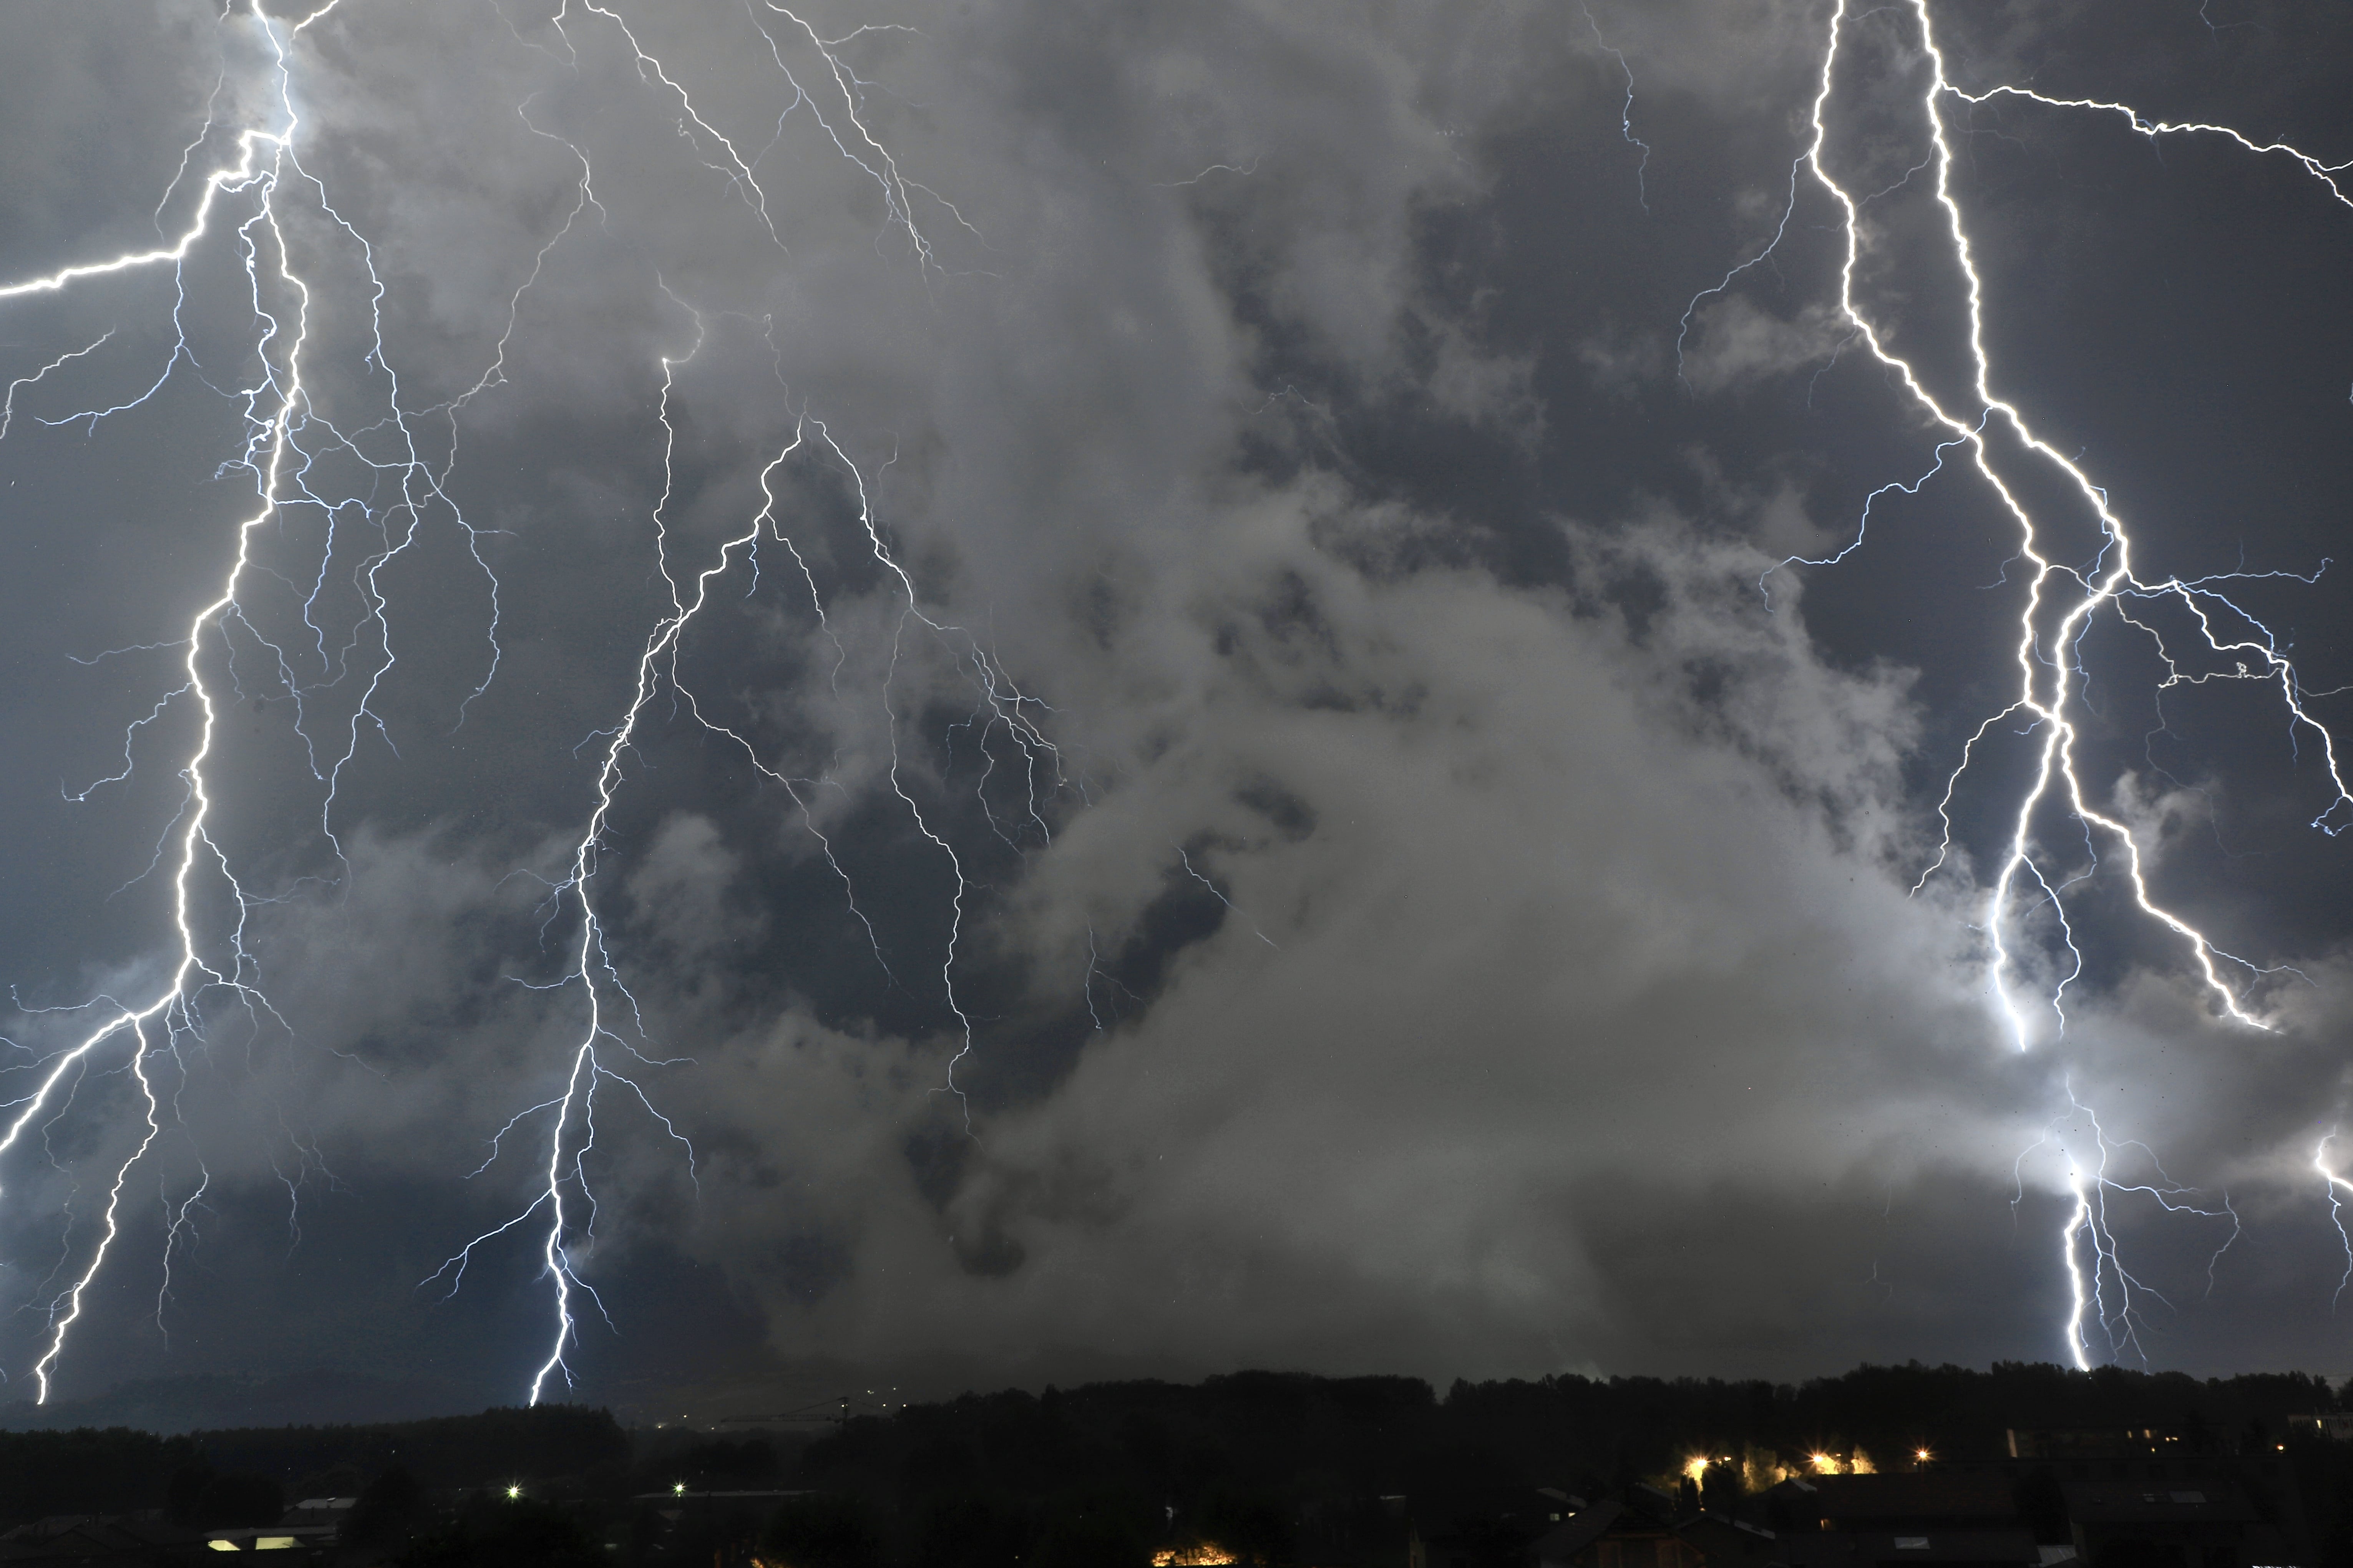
395 7 1064 1396
1948 88 2351 212
1697 0 2348 1362
1580 3 1651 214
1 0 1026 1402
2318 1131 2353 1311
1690 0 2351 1044
2022 1088 2237 1370
1176 845 1279 951
0 0 357 1403
433 361 1059 1396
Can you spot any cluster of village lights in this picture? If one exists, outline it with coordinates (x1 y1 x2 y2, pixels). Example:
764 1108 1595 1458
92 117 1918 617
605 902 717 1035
1684 1447 1933 1483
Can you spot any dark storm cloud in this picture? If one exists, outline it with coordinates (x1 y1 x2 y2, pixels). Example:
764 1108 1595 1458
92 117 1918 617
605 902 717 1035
0 0 2348 1414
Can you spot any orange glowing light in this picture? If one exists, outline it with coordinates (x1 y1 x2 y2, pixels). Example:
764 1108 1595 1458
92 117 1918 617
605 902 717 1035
1153 1548 1237 1567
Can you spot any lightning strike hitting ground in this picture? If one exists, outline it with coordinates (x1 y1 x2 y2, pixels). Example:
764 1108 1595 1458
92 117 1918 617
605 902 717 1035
2021 1090 2240 1371
1683 0 2352 1361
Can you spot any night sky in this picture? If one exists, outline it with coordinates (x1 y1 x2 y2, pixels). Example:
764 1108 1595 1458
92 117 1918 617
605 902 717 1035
0 0 2349 1420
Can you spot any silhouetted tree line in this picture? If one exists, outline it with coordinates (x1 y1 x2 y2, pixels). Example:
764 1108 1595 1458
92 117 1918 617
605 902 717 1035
3 1364 2349 1568
758 1364 2346 1568
194 1402 630 1489
790 1363 2341 1517
0 1404 625 1528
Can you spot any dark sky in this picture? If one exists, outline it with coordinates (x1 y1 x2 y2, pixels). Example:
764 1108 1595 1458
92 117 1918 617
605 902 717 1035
0 0 2349 1420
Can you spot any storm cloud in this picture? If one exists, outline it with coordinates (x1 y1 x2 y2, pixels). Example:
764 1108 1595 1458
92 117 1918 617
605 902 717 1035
0 0 2348 1416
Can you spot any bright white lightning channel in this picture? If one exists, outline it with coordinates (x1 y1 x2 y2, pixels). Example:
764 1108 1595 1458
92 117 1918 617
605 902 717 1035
1691 2 2350 1361
0 0 1031 1404
0 0 349 1408
2318 1132 2353 1311
2024 1088 2240 1371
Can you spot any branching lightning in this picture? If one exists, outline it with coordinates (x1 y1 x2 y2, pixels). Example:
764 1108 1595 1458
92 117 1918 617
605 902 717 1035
1688 0 2351 1362
2020 1088 2240 1370
0 0 349 1404
0 0 1038 1402
1721 0 2351 1044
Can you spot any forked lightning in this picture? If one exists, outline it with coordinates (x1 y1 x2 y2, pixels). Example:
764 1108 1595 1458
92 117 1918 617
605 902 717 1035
1692 0 2349 1361
0 0 1035 1402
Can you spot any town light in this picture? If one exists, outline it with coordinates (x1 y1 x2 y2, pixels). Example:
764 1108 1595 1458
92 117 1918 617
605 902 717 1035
506 1485 523 1501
